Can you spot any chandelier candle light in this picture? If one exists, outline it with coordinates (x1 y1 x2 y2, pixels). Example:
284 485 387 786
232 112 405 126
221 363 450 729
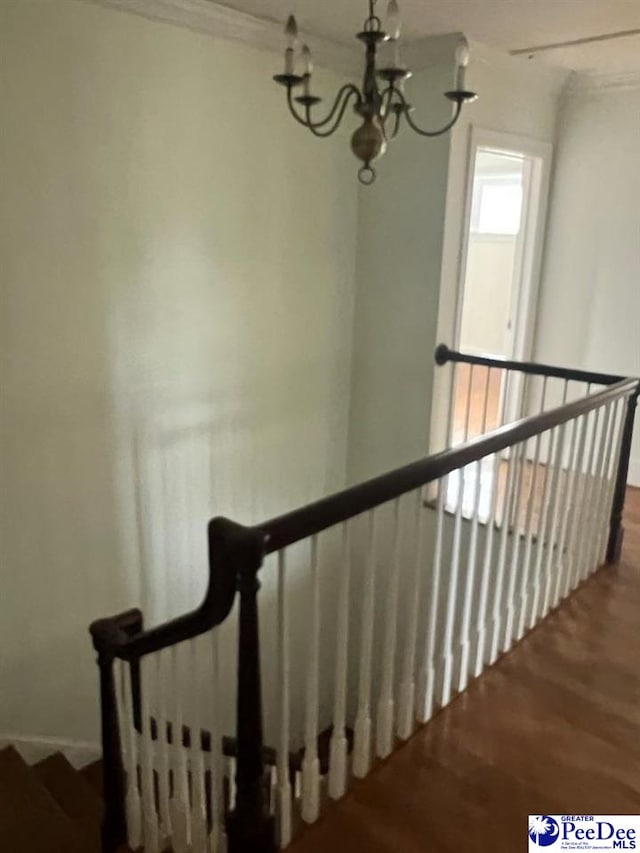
274 0 477 184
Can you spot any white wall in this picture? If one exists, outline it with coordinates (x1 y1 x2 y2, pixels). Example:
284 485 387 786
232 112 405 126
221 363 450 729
430 47 567 453
0 0 358 748
535 83 640 485
347 36 459 484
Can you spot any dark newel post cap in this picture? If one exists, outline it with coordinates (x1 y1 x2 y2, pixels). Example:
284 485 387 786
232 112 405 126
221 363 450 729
435 343 451 365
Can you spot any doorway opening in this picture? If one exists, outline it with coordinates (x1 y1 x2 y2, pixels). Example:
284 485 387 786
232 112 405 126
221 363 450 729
451 129 552 447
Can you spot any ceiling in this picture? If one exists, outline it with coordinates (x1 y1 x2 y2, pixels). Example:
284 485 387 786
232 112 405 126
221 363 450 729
211 0 640 75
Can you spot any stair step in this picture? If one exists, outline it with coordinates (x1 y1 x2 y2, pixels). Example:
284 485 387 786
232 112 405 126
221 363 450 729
81 758 103 796
34 752 103 848
0 746 89 853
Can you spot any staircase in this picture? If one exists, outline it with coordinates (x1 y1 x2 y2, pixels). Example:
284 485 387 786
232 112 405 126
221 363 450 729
0 747 115 853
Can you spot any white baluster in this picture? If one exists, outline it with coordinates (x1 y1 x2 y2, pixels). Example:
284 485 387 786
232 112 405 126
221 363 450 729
208 629 225 853
140 655 160 853
551 416 580 609
276 552 292 846
502 440 528 652
417 478 445 723
170 644 191 853
489 443 519 664
189 640 208 853
528 426 557 628
398 489 427 739
155 651 172 848
441 469 464 706
457 461 482 692
541 424 568 618
473 453 500 676
301 536 322 818
515 435 543 639
596 399 626 565
574 407 601 587
585 403 613 576
329 524 351 798
515 377 550 635
377 500 402 757
353 513 377 777
116 660 142 850
562 413 590 598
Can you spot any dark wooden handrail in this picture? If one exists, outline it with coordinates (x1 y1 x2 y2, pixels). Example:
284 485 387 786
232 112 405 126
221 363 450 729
435 343 627 387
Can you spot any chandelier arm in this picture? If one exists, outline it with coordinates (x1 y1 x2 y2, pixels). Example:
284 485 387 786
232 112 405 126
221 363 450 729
400 94 463 137
286 83 362 132
304 87 362 138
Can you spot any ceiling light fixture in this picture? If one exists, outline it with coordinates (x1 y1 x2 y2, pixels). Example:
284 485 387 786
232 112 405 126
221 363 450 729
273 0 477 184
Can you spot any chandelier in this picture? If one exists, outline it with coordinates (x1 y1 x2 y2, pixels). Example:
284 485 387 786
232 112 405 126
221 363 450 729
273 0 477 184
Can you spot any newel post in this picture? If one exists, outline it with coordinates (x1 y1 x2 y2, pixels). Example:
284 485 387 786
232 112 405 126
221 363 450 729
607 389 639 563
90 609 143 853
224 522 276 853
90 622 127 853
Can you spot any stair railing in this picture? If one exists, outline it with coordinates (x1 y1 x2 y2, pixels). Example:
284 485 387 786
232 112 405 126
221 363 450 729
435 343 638 559
90 347 638 853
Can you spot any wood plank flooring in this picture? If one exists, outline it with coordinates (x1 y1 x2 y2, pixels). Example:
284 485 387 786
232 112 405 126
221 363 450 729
288 488 640 853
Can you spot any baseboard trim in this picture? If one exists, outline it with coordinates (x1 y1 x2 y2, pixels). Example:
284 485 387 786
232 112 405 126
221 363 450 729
0 734 101 769
628 458 640 489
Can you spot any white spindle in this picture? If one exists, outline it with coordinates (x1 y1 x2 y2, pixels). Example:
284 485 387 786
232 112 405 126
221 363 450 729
489 442 519 664
515 377 548 639
528 426 557 628
417 478 445 723
301 536 322 818
573 407 601 588
353 513 377 777
189 641 208 853
116 660 142 850
457 461 482 692
377 499 402 757
441 469 464 706
596 399 626 565
562 413 590 598
585 402 613 577
398 489 427 739
170 645 191 853
540 424 567 618
329 524 351 797
473 454 500 676
550 416 578 609
140 655 160 853
155 651 172 847
276 552 292 846
502 440 528 652
208 629 224 853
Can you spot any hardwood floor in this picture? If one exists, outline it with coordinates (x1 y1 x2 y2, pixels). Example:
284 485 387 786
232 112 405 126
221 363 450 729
288 488 640 853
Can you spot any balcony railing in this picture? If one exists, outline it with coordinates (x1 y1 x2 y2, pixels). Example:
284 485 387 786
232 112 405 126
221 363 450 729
90 346 639 853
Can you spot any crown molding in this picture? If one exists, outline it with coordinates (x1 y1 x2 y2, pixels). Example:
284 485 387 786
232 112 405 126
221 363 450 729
564 69 640 97
83 0 362 76
84 0 469 77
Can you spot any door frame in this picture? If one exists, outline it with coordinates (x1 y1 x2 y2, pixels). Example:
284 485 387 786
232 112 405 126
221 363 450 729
453 126 553 366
